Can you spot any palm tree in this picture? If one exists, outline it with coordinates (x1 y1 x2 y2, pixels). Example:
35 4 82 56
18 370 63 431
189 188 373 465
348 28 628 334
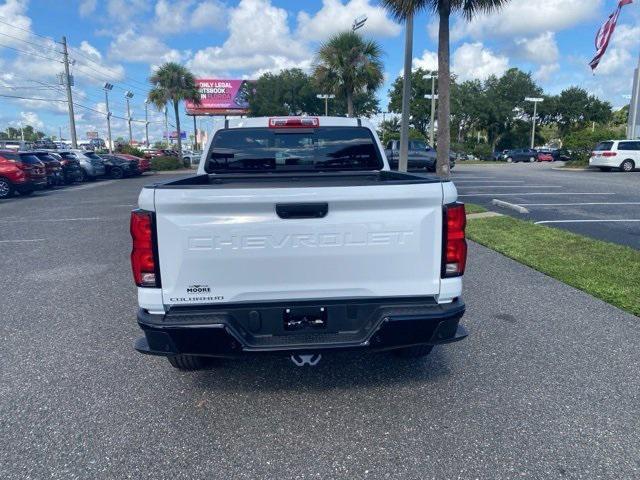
148 62 200 161
314 31 384 117
382 0 508 176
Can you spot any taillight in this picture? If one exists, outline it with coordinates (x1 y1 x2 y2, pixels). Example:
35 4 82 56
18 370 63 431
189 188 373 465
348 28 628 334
269 117 319 128
130 209 160 287
442 203 467 278
602 151 617 157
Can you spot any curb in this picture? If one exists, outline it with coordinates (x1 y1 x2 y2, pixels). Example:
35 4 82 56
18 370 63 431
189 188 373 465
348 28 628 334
551 167 590 172
467 211 503 220
151 169 195 174
492 199 529 214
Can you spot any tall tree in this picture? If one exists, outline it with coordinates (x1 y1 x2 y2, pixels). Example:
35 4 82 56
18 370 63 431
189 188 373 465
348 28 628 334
148 62 200 161
314 31 384 117
549 87 613 136
388 68 438 137
382 0 508 176
247 69 323 117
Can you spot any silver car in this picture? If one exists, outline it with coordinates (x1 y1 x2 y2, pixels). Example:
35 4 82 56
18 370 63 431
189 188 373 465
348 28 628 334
57 149 106 181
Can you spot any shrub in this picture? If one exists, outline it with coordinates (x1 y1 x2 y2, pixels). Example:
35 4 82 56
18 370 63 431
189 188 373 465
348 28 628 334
563 127 621 164
472 143 493 160
117 144 145 157
151 156 183 171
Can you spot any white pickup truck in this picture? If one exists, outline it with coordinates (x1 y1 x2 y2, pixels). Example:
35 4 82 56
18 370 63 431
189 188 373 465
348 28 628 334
131 117 467 370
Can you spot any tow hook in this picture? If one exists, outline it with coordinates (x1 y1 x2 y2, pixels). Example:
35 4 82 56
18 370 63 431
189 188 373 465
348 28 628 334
290 353 322 367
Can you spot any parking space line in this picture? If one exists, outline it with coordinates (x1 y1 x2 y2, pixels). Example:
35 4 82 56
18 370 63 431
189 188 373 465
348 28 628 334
519 202 640 206
0 239 46 244
63 180 116 192
0 217 105 224
459 192 615 197
535 219 640 224
457 185 563 189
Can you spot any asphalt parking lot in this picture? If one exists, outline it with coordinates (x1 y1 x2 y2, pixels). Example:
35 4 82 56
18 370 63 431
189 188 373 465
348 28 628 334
1 174 639 479
452 162 640 249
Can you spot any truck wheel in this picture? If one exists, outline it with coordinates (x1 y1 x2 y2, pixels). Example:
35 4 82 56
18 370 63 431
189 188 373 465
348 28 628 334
506 157 513 163
0 178 13 199
167 354 208 370
110 167 124 179
393 345 434 359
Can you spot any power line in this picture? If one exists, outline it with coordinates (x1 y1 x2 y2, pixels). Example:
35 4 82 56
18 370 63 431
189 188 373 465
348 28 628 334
0 16 57 41
0 31 59 53
0 93 66 102
0 42 62 62
68 46 149 88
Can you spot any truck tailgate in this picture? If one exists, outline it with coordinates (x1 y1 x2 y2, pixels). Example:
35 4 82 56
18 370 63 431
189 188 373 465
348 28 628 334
154 182 443 306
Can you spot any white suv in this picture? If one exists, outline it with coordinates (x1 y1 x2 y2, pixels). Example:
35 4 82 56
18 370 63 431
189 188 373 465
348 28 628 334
589 140 638 172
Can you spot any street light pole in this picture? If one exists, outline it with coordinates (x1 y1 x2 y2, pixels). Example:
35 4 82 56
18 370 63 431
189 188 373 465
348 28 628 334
163 106 169 148
423 73 438 147
352 15 367 31
316 94 335 116
61 36 78 149
144 99 150 147
525 97 544 149
104 83 113 154
399 13 414 173
125 91 134 145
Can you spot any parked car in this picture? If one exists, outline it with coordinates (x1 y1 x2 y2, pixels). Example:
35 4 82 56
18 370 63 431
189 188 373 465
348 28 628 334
47 152 82 184
132 116 468 370
504 148 537 163
589 140 639 172
537 151 554 162
116 153 150 174
57 149 106 181
33 139 57 150
98 154 136 179
384 139 455 171
32 151 64 187
0 150 47 198
143 149 178 159
0 140 34 151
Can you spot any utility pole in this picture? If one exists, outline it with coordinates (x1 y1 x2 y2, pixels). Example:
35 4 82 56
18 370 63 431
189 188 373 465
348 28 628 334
144 100 150 147
125 91 134 145
104 83 113 154
61 36 77 149
398 13 413 172
628 56 640 139
192 115 198 151
316 94 335 116
163 106 169 147
423 73 438 147
59 126 62 141
525 97 544 149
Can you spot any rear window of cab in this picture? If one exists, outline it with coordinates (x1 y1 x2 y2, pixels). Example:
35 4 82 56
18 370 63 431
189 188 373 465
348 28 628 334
594 141 614 151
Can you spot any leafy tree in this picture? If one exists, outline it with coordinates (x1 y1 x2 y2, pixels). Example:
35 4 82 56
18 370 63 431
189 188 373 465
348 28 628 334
248 69 322 117
547 87 613 135
563 126 623 165
612 104 630 126
148 62 200 161
387 68 438 136
314 31 384 117
382 0 509 176
483 68 543 150
450 79 486 142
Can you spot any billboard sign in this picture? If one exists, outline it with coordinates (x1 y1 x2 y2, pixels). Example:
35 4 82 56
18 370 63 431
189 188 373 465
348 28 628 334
86 131 98 139
185 79 252 115
165 131 187 140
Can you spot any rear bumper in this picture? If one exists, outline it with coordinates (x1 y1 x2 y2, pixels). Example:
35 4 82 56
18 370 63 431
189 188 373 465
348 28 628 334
135 297 466 357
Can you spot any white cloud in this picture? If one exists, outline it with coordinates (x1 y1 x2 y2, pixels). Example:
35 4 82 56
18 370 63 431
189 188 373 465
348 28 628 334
413 50 438 72
107 0 150 22
190 1 227 30
79 0 97 17
109 29 185 64
19 111 44 129
79 40 102 60
153 0 191 34
534 63 560 82
0 0 32 46
187 0 308 78
296 0 401 42
515 32 559 65
452 42 509 81
449 0 602 41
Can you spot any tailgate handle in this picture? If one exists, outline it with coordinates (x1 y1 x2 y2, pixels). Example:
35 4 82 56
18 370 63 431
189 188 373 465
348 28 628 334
276 203 328 219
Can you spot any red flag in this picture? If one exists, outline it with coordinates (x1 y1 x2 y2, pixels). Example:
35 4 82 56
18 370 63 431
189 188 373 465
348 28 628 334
590 0 633 71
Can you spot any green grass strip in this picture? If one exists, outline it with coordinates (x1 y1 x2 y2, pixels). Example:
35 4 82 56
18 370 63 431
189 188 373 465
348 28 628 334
466 216 640 317
464 203 488 214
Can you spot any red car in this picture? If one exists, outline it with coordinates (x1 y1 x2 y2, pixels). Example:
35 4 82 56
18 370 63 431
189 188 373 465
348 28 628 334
537 152 554 162
0 150 47 199
117 153 150 174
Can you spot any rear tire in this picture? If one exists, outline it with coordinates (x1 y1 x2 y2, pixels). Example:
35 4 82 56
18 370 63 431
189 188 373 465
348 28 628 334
110 167 124 179
599 167 612 172
620 159 635 172
0 178 13 199
81 169 92 182
167 354 208 371
529 157 535 163
393 345 434 359
506 157 513 163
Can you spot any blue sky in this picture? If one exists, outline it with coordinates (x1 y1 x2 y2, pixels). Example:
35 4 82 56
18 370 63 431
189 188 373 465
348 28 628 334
1 0 639 143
